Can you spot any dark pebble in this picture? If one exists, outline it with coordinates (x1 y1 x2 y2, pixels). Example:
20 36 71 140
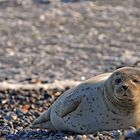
32 0 50 4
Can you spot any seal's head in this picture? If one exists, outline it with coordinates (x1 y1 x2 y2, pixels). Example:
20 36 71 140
106 67 140 107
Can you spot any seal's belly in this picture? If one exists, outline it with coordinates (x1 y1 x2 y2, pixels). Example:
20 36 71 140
62 93 134 133
62 93 108 133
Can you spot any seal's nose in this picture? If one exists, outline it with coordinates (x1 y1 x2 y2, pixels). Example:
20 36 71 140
122 85 128 91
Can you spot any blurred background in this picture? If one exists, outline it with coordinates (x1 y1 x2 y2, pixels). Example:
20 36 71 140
0 0 139 83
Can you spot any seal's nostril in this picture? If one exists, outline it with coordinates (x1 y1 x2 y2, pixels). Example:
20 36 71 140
122 85 128 91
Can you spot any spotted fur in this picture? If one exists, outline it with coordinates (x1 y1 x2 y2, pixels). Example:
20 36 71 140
30 67 140 134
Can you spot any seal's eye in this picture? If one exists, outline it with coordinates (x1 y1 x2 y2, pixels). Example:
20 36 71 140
133 79 140 83
115 78 122 84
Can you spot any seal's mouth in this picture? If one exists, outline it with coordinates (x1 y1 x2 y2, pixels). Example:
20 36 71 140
114 86 135 99
114 94 134 101
114 89 136 102
105 90 135 108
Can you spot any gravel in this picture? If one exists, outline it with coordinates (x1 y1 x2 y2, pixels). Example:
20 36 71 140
0 0 140 139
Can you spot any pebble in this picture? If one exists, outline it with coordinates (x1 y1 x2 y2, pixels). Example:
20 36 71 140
112 130 122 140
32 0 50 4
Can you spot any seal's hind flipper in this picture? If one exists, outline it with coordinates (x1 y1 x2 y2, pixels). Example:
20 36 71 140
30 120 55 130
30 107 55 130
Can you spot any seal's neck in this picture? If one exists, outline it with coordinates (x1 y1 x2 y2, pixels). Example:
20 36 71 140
134 99 140 128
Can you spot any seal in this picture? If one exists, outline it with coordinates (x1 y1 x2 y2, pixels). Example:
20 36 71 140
30 67 140 134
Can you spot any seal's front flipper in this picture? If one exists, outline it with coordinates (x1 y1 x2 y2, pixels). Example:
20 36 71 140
54 89 82 118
